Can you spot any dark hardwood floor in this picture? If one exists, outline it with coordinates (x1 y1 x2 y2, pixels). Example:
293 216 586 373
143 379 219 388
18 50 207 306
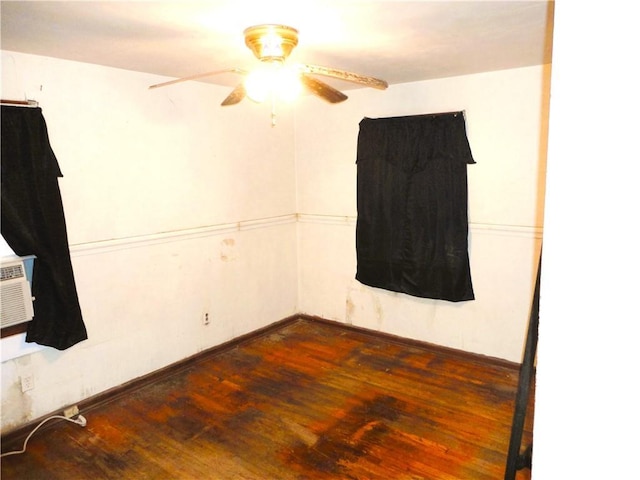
1 318 534 479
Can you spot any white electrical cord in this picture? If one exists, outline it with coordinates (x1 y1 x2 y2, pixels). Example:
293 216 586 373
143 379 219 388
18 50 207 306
0 414 86 458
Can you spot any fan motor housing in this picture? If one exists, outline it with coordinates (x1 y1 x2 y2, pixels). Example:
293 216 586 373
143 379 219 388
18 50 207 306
244 24 299 62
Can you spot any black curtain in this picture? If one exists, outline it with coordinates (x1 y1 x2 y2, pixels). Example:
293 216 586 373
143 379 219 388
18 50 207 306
1 105 87 349
355 112 475 302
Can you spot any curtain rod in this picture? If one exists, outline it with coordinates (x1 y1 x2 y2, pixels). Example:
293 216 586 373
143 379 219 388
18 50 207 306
1 99 39 107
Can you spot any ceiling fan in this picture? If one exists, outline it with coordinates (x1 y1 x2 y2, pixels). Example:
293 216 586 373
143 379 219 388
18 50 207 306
148 24 389 107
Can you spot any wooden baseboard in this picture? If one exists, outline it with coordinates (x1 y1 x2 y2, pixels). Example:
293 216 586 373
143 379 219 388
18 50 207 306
2 314 520 449
298 314 520 371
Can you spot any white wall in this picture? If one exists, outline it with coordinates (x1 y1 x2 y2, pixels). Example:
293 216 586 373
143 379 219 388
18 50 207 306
1 51 299 433
295 65 549 362
533 1 640 477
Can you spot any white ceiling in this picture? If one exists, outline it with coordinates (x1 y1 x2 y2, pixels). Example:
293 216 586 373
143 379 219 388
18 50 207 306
1 1 554 92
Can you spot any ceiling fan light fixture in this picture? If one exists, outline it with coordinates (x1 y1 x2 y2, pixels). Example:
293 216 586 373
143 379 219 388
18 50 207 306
275 66 303 103
244 61 302 104
244 63 274 103
243 24 299 62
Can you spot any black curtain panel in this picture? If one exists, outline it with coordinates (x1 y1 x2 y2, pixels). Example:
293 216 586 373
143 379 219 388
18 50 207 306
1 105 87 349
355 112 476 302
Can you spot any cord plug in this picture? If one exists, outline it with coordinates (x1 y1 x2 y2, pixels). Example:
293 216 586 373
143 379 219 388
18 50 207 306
74 414 87 427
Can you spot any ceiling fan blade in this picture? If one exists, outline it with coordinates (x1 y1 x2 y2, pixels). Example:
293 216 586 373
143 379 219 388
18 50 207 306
148 68 247 90
300 64 388 90
221 83 246 106
300 75 348 104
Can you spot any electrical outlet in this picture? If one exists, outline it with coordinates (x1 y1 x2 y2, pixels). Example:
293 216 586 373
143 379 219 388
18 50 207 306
20 374 35 393
203 312 210 326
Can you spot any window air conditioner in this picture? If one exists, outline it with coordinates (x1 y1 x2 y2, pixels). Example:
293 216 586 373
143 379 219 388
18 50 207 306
1 257 35 329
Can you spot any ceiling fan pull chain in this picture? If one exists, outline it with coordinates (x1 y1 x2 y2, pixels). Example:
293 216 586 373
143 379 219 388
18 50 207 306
271 94 277 127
